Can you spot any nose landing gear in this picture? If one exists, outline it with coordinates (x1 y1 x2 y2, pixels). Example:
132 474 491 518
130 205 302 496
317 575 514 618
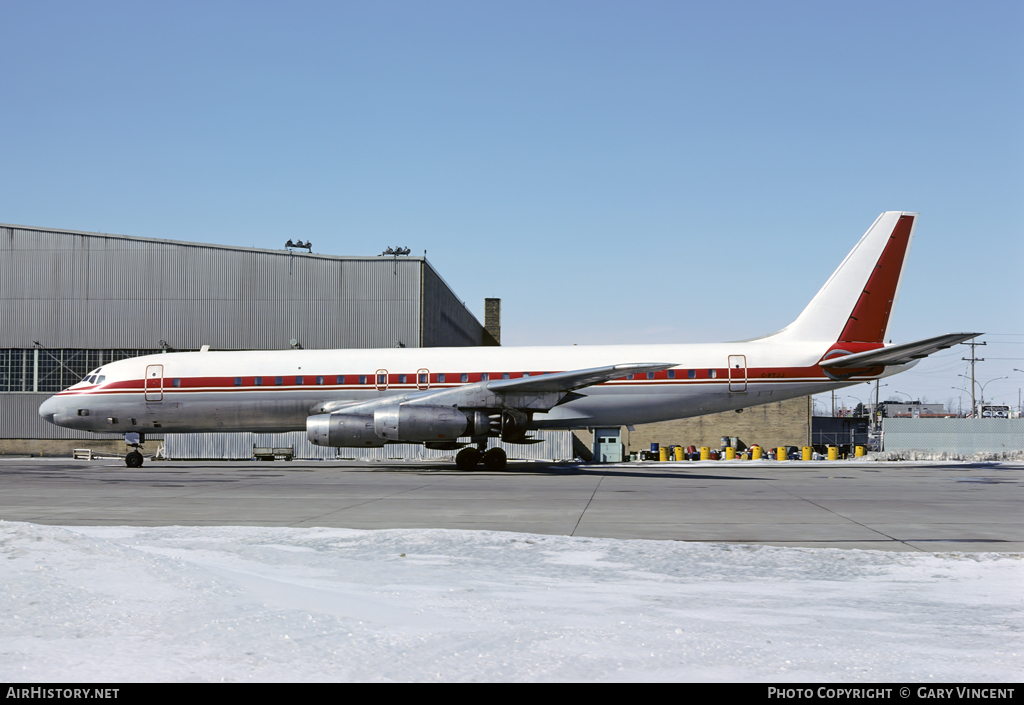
125 432 145 468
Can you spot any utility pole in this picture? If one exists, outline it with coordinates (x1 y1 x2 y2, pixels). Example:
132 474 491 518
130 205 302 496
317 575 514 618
962 339 986 415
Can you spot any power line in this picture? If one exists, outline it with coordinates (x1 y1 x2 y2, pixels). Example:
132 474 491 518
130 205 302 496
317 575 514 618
962 340 986 411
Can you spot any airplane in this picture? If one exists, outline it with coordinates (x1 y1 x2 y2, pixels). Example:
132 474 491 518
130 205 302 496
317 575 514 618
39 211 978 470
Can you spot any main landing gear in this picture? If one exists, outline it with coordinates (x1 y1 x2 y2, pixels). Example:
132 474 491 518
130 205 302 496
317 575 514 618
125 432 145 468
455 446 507 471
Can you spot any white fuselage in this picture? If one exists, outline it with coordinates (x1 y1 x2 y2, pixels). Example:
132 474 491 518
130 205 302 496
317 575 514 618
38 339 905 437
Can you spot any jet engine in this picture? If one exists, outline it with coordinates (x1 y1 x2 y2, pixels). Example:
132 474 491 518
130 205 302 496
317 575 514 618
373 405 469 441
308 406 498 447
307 413 385 447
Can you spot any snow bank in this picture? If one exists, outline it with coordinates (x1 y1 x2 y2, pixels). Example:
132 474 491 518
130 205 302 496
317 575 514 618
1 522 1020 682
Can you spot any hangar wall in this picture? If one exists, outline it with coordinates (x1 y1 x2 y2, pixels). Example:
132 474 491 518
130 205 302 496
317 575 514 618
0 224 481 350
625 397 812 451
0 223 489 442
575 396 812 455
163 430 572 462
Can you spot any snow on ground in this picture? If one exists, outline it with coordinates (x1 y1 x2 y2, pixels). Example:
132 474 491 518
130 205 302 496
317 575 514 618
1 521 1020 682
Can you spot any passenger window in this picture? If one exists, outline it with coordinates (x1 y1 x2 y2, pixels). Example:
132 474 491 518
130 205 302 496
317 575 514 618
296 376 304 385
667 370 675 379
234 377 242 386
359 375 367 384
688 370 696 379
317 376 324 385
172 378 181 387
502 373 510 379
399 374 407 384
255 377 263 386
438 373 445 383
377 374 386 384
646 372 654 380
419 373 427 384
481 373 489 381
627 374 634 380
275 376 283 385
336 375 344 384
709 369 717 379
460 373 468 383
523 372 530 377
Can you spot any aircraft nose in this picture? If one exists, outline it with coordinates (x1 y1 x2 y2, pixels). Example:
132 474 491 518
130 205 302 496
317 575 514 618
38 396 60 425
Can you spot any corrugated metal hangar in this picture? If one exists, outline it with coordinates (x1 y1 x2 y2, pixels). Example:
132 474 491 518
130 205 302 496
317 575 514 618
0 223 494 447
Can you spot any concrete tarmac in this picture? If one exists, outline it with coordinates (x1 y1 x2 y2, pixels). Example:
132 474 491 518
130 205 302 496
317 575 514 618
1 457 1021 552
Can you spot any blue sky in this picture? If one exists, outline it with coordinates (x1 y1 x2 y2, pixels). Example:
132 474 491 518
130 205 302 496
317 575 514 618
2 1 1021 409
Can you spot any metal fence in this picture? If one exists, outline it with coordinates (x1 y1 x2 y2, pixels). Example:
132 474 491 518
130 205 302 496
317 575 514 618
163 430 574 461
882 418 1024 453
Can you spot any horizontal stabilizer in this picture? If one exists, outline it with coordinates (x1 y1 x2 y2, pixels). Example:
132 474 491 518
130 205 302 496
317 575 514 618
819 333 981 369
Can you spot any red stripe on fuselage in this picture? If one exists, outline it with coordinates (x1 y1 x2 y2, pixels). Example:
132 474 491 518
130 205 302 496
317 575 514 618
55 364 880 397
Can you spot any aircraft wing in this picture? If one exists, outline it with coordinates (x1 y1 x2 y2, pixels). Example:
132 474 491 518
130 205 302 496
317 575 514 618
819 333 980 369
483 362 677 393
310 362 677 416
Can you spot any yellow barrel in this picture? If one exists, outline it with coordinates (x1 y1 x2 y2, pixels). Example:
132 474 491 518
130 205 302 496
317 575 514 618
700 446 710 461
777 446 787 461
802 446 811 461
751 446 762 460
828 446 838 461
659 447 668 462
674 446 684 461
855 445 865 457
725 447 735 460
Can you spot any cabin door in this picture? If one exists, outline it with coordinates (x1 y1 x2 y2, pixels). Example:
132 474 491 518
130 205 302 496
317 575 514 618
144 364 164 402
728 355 747 392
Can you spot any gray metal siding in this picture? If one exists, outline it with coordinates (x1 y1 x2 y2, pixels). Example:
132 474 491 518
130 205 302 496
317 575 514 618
420 264 485 347
0 394 125 440
163 430 573 461
882 418 1024 453
1 225 432 351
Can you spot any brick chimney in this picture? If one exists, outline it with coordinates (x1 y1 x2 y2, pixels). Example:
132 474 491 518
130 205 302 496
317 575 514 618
483 298 501 346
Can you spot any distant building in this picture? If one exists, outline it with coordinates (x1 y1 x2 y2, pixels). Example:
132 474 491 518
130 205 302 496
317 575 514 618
882 402 953 418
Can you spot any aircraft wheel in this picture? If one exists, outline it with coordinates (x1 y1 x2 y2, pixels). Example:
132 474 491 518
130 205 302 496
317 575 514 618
125 451 144 468
455 447 481 471
482 447 507 471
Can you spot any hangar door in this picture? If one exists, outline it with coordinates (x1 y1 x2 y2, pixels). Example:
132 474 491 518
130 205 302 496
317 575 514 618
593 428 623 463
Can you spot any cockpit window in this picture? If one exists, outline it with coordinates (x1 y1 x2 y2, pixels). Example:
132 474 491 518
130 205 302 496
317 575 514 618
95 375 105 385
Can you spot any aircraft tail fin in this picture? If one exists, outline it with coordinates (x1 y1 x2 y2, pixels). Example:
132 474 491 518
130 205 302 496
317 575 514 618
775 211 918 344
